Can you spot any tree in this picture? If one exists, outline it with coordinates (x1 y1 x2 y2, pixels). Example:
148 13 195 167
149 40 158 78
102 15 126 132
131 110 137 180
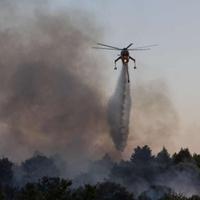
161 192 187 200
139 185 172 200
21 154 59 183
0 187 5 200
2 185 17 200
172 148 193 164
72 185 97 200
38 177 72 200
96 182 134 200
129 146 156 183
17 183 43 200
130 146 154 163
189 195 200 200
156 147 172 171
193 154 200 168
157 147 171 163
17 177 72 200
0 158 13 186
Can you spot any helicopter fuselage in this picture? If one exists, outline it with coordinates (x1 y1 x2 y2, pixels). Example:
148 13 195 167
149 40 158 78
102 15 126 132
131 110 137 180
121 49 130 64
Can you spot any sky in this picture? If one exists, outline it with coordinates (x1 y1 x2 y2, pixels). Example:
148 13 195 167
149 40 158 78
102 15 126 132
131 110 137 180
57 0 200 152
54 0 200 113
1 0 200 161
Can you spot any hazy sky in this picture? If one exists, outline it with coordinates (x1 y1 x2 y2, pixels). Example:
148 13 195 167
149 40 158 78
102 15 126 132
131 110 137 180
58 0 200 152
55 0 200 119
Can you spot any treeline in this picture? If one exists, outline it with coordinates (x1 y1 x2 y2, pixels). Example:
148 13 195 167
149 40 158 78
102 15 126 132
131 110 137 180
110 146 200 196
1 177 200 200
1 146 200 199
76 146 200 197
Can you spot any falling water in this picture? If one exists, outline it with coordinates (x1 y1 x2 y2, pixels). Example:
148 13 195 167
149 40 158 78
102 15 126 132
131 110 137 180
107 65 132 151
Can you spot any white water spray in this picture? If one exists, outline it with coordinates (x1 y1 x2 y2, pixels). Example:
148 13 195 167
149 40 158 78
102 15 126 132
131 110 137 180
107 65 132 151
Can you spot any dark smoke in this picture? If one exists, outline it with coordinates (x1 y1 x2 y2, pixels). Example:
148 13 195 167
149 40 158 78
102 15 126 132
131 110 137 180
0 0 110 168
107 66 131 151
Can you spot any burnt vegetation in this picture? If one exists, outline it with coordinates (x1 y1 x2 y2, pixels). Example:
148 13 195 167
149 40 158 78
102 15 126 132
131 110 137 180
1 146 200 199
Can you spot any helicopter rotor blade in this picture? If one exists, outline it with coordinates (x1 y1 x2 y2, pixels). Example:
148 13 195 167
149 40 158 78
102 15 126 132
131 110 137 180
126 43 133 49
128 48 151 51
97 43 121 50
92 47 120 51
132 44 158 49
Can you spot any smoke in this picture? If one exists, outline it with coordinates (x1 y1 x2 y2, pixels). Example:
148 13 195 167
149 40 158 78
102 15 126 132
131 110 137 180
0 0 112 168
107 66 131 151
154 162 200 196
0 0 181 179
125 79 179 154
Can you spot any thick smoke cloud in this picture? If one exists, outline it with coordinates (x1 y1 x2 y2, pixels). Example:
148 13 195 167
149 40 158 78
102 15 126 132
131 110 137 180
0 0 111 167
107 67 131 151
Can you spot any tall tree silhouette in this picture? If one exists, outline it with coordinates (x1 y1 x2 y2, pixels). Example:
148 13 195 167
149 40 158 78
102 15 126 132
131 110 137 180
0 158 13 186
130 146 154 163
172 148 193 164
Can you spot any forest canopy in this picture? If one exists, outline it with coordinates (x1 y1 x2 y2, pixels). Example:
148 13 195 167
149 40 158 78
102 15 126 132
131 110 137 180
1 146 200 199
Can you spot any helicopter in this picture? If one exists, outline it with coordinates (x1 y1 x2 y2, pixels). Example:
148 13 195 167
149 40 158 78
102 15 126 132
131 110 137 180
93 43 157 83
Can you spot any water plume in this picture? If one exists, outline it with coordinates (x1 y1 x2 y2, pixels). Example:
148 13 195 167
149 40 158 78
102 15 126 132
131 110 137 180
107 66 131 151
